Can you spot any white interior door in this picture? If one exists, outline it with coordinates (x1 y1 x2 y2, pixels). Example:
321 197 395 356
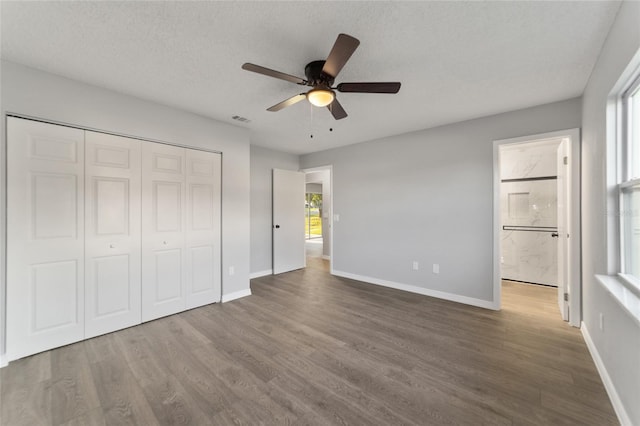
141 143 186 321
185 149 222 308
85 131 141 338
557 139 570 321
7 118 85 360
273 168 305 274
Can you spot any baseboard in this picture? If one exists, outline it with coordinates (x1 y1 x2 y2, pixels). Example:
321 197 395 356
0 354 8 368
221 288 252 303
332 270 498 310
249 269 272 279
581 321 632 426
322 255 330 260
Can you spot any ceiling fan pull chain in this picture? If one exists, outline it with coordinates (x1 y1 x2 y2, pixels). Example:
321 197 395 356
309 102 314 139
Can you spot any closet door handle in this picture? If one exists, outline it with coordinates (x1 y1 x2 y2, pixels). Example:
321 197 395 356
551 233 559 238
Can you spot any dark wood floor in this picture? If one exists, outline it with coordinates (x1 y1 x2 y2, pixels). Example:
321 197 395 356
1 258 617 425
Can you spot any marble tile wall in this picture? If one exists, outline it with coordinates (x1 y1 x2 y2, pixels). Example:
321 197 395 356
501 230 558 286
500 141 560 286
500 141 559 180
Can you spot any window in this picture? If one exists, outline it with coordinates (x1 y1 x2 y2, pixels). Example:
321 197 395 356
620 74 640 286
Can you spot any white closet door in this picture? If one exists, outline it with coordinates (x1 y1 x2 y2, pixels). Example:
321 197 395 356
185 150 222 308
141 143 186 321
85 132 142 338
7 118 85 360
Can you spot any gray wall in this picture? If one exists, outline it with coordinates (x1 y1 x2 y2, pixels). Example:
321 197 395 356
306 183 322 194
301 98 581 304
250 145 299 275
581 1 640 423
0 60 251 363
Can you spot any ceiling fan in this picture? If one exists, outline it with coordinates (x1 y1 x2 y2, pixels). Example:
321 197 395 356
242 33 401 120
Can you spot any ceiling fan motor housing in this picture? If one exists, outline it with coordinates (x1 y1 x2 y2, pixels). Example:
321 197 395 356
304 60 335 87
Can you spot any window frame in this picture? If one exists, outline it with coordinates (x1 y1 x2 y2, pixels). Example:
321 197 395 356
618 73 640 291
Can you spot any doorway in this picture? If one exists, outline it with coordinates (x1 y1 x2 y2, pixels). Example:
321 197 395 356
302 166 332 270
493 129 581 326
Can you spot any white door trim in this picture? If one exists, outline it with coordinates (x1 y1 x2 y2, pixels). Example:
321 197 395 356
493 128 581 326
301 165 334 274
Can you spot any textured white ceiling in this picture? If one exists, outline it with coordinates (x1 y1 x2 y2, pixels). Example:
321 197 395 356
1 1 620 154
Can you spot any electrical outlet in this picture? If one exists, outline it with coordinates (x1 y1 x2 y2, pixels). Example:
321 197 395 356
229 266 235 276
412 261 419 271
433 264 440 274
599 313 604 331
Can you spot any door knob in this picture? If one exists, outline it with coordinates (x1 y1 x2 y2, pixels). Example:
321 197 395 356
163 241 168 245
109 244 115 249
551 233 559 238
274 225 280 229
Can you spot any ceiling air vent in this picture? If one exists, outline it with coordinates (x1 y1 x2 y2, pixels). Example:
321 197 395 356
232 115 251 123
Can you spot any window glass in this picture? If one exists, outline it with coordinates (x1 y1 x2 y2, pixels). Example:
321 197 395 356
630 85 640 179
621 78 640 284
622 183 640 280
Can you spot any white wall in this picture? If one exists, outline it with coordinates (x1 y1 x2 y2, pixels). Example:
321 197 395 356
581 1 640 424
300 98 581 307
250 145 299 276
0 60 251 364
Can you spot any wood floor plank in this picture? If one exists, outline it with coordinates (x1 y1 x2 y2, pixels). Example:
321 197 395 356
139 373 212 426
1 380 51 426
50 344 101 425
0 351 51 386
57 407 106 426
88 357 158 425
0 260 618 425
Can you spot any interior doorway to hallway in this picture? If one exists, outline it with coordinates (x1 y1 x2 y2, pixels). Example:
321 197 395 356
303 166 332 269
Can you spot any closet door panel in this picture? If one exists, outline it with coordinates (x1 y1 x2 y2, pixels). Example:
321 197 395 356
185 150 221 308
142 143 186 321
7 117 85 360
85 132 141 338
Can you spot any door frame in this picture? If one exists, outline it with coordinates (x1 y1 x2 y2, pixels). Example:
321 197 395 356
301 165 334 274
493 128 581 326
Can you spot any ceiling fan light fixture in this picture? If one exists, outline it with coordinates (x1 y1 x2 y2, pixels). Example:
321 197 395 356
307 88 335 107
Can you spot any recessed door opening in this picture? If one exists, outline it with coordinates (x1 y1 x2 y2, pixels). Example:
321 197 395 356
303 167 332 271
494 129 581 326
305 192 323 240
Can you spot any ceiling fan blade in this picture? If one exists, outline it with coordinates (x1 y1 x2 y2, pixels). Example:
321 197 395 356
336 82 401 93
327 98 348 120
267 94 307 112
242 63 307 85
322 34 360 78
